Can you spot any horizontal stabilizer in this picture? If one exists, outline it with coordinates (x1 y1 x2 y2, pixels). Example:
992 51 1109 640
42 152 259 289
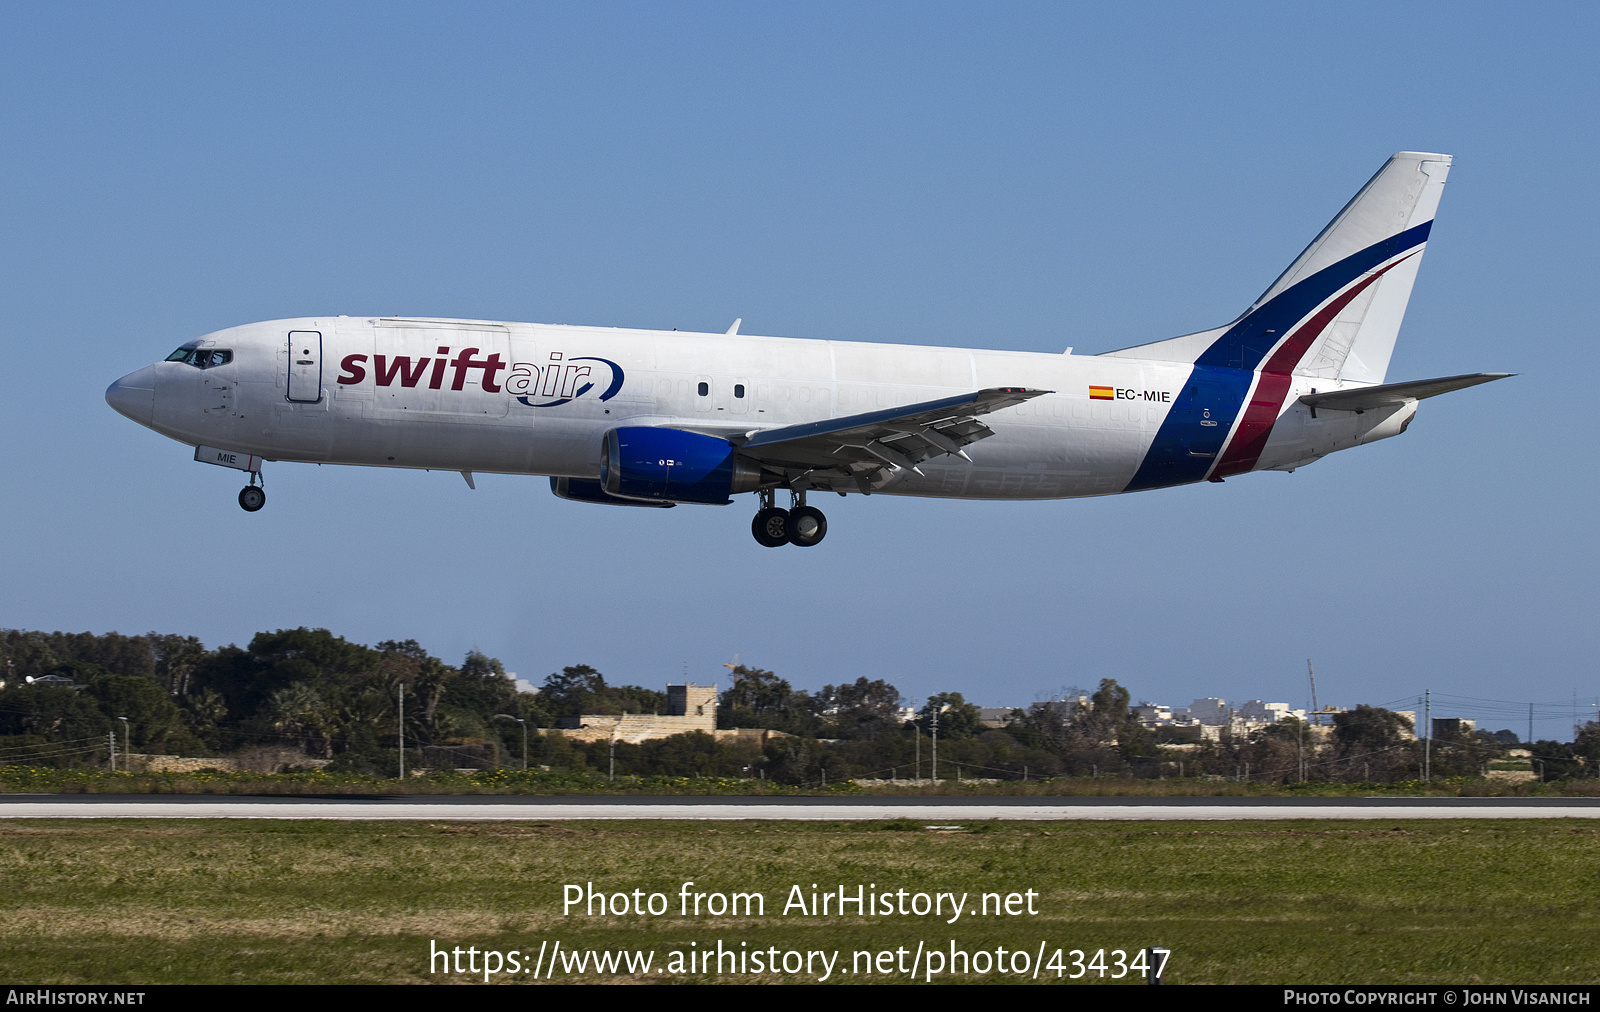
1299 372 1512 413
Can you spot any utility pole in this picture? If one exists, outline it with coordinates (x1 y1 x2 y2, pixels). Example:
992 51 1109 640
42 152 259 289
1298 722 1305 782
398 685 405 779
495 714 528 770
117 717 129 772
1423 689 1431 781
931 708 939 783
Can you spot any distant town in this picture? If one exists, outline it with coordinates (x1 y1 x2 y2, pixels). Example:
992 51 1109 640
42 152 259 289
2 627 1594 786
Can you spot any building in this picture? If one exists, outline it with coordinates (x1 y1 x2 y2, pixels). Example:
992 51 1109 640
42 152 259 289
977 707 1021 729
1132 703 1174 725
1238 700 1305 724
1185 698 1230 725
1432 717 1477 739
552 683 734 745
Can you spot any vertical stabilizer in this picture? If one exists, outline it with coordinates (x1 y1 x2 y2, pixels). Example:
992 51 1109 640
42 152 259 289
1255 151 1450 383
1120 152 1454 492
1100 152 1450 382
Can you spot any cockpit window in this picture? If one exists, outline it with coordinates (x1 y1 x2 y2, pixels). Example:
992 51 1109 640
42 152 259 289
166 348 233 369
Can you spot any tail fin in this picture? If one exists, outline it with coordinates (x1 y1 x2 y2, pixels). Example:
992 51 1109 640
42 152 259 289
1101 152 1450 382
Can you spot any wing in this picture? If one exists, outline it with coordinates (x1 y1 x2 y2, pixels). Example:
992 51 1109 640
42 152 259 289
734 387 1051 493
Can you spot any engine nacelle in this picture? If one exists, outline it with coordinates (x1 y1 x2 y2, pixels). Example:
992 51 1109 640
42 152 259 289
600 427 763 505
550 476 675 507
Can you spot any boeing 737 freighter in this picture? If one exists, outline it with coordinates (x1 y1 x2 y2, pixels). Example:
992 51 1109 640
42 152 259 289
107 152 1507 547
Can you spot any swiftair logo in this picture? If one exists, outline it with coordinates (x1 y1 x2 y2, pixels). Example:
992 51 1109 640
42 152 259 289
336 348 624 408
338 346 507 392
504 352 624 408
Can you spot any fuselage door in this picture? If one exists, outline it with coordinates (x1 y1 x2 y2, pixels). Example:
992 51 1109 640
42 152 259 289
287 331 323 403
1181 366 1248 460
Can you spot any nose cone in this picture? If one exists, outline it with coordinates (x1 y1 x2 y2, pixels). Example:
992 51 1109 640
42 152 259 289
106 365 157 426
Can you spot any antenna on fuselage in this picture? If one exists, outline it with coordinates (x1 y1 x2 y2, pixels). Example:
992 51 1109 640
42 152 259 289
726 319 741 336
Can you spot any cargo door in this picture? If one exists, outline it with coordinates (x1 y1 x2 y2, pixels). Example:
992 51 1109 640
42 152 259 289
287 331 323 403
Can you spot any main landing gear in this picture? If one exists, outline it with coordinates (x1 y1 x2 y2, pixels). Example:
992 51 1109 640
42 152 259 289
751 489 827 548
238 472 265 512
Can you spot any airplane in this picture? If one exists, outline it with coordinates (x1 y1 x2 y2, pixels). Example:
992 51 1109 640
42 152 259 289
106 151 1508 548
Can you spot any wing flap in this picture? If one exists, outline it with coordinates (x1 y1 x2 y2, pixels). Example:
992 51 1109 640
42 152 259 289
735 386 1050 490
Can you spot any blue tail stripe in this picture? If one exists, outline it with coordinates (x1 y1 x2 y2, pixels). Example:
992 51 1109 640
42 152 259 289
1195 220 1432 371
1124 364 1253 491
1125 221 1431 492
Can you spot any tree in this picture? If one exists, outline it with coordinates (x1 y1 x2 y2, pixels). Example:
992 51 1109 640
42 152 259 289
151 634 208 697
84 674 194 754
193 628 378 719
762 734 849 785
814 677 902 738
266 683 335 757
1529 740 1585 781
1573 722 1600 776
720 666 794 714
535 665 663 720
539 665 608 716
1085 679 1131 740
916 692 981 739
0 683 112 754
718 666 817 735
1328 705 1418 780
1333 705 1412 750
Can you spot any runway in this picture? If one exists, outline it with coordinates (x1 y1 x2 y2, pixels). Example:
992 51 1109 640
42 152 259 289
4 794 1599 821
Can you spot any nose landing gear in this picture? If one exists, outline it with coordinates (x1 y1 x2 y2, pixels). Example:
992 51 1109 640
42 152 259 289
750 489 826 548
238 471 265 512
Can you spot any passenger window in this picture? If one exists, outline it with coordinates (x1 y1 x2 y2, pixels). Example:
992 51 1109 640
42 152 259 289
733 384 745 398
697 382 709 396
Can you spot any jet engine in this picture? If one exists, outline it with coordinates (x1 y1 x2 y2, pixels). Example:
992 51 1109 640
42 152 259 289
600 427 766 505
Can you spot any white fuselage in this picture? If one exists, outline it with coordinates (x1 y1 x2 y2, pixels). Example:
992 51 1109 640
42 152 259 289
114 316 1411 499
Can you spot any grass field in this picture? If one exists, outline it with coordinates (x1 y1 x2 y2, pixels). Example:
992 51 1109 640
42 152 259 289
1 818 1596 985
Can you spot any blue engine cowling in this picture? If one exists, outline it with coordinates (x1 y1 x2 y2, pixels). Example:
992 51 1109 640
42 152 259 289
600 427 764 505
550 476 675 507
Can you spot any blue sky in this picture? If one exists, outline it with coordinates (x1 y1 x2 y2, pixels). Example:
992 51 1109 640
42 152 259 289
2 3 1596 739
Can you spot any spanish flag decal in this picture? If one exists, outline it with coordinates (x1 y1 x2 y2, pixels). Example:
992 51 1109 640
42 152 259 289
1089 385 1114 400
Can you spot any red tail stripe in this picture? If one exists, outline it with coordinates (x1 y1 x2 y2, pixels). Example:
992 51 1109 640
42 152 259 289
1212 250 1420 478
